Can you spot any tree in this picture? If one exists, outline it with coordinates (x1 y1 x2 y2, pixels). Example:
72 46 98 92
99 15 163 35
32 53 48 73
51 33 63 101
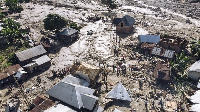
69 22 82 31
190 39 200 60
43 14 67 33
101 0 117 9
1 18 22 44
170 52 191 76
5 0 23 13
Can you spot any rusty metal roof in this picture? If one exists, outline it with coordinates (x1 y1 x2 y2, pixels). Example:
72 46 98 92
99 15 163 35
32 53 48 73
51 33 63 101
30 100 55 112
15 45 47 62
0 64 21 81
32 95 49 106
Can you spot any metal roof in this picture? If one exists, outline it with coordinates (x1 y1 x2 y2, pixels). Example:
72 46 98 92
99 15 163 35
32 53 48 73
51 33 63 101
44 104 77 112
30 100 55 112
58 28 78 36
106 82 132 102
15 45 47 62
0 64 22 81
139 35 160 43
113 15 135 26
33 55 51 66
93 105 104 112
61 75 89 87
46 82 97 110
189 61 200 73
81 93 99 110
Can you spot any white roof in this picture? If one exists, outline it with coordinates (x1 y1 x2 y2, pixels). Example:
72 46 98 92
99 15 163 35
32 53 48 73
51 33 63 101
113 108 122 112
44 104 76 112
190 90 200 104
106 82 132 102
189 61 200 73
33 55 51 66
46 82 98 110
190 104 200 112
139 35 160 43
62 75 89 87
93 105 104 112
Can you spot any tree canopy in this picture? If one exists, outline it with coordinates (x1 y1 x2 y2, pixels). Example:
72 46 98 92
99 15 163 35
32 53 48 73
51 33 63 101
43 14 67 33
5 0 23 13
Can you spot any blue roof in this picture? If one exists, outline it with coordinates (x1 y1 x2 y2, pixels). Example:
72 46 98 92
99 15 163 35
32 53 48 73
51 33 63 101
113 15 135 26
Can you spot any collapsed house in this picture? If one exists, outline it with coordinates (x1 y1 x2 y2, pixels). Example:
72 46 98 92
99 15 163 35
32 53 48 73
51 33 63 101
71 62 103 85
106 82 132 102
153 62 171 81
57 28 78 42
140 42 155 54
151 47 175 59
46 75 99 111
113 15 135 34
15 45 51 73
159 36 188 53
0 64 26 86
188 61 200 80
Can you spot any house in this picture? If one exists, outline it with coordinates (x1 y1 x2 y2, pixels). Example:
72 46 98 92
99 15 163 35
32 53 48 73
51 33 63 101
0 64 24 86
71 62 103 85
57 28 78 42
30 95 56 112
23 55 51 73
113 15 135 34
138 35 160 43
188 61 200 80
106 82 132 102
153 62 171 81
15 45 47 65
159 35 188 53
44 104 77 112
46 78 99 111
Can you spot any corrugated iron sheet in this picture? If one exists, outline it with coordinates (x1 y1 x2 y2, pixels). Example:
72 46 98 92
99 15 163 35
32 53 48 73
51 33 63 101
15 45 47 62
0 64 21 80
139 35 160 43
33 55 51 66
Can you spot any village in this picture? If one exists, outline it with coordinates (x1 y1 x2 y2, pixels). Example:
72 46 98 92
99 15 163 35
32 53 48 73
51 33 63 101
0 0 200 112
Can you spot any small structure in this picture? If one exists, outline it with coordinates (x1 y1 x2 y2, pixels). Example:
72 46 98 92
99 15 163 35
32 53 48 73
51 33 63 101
159 36 188 53
57 28 78 42
153 62 171 81
188 61 200 80
138 35 160 43
106 82 132 102
46 79 99 111
113 15 135 34
0 64 24 86
23 55 51 73
44 104 76 112
15 45 47 65
30 95 55 112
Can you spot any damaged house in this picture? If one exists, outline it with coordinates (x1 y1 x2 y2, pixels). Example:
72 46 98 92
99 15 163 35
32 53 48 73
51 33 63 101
159 35 188 53
57 28 78 42
113 15 135 34
15 45 51 73
153 62 171 81
0 64 26 86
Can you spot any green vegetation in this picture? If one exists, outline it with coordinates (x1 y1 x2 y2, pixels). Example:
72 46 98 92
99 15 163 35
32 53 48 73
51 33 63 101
43 14 67 33
1 18 22 44
5 0 23 13
0 13 5 20
190 39 200 60
101 0 117 9
69 22 82 31
170 52 191 77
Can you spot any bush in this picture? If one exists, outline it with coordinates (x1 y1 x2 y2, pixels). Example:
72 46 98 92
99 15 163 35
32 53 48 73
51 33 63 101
69 22 82 31
5 0 23 13
43 14 67 33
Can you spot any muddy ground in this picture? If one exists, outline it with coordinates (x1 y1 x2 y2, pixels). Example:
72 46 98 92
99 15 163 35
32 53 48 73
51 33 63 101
0 0 200 111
